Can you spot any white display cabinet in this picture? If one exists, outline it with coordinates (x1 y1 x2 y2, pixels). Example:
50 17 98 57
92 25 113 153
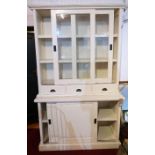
29 0 125 151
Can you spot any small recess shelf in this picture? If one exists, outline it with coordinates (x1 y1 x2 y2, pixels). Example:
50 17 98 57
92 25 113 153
98 126 115 141
98 109 116 121
40 60 53 63
42 79 54 85
59 59 72 63
38 35 52 39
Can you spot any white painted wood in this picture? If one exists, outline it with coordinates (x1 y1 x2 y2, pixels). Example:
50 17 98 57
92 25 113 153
51 102 97 143
39 141 121 151
71 15 77 79
47 103 58 143
98 125 116 141
98 109 117 121
32 7 124 151
108 10 114 83
34 93 124 103
28 0 126 9
33 10 42 90
38 103 44 144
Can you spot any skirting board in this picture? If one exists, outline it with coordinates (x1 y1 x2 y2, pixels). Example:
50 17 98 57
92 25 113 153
39 141 121 151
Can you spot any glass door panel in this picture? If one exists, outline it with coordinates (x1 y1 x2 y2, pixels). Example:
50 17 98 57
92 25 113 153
56 14 71 36
76 14 90 36
96 14 109 35
58 38 72 60
76 38 90 60
95 13 110 80
56 14 73 80
95 37 109 61
59 63 72 79
76 14 91 79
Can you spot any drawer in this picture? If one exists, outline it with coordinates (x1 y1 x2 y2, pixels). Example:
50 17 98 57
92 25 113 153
40 86 66 95
67 85 92 95
92 84 117 95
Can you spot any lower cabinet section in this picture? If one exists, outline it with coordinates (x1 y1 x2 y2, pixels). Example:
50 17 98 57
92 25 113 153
38 100 121 151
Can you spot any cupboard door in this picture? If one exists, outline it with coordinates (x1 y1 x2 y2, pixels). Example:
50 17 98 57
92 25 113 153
94 10 114 83
55 102 97 143
47 103 59 143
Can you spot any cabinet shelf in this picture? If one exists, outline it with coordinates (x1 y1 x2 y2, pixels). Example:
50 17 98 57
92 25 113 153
113 34 118 37
95 34 109 38
40 60 53 64
77 59 90 63
76 35 90 38
98 109 116 121
59 60 72 63
98 125 115 141
57 36 71 39
38 35 52 39
42 79 54 85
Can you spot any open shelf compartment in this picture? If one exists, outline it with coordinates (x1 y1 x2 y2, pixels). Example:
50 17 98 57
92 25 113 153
40 63 54 85
97 121 116 141
38 38 53 61
36 10 51 36
97 101 117 121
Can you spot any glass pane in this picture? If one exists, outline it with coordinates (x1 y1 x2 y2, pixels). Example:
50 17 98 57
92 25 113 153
58 38 72 60
96 14 109 35
39 38 53 61
56 14 71 36
40 63 54 85
77 63 90 79
77 38 90 60
96 37 109 60
76 14 90 35
95 62 108 78
59 63 72 79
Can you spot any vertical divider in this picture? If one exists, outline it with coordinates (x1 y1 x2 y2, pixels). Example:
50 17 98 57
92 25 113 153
71 14 77 79
33 10 41 90
51 11 59 84
90 10 95 82
37 103 43 144
108 10 114 83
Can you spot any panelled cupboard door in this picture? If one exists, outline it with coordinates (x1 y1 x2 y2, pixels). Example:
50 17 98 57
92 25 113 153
47 103 59 143
48 102 98 144
51 10 114 85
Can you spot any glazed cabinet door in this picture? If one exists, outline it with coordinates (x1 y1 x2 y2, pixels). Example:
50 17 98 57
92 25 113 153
47 102 98 144
94 10 114 83
52 10 93 84
51 10 114 84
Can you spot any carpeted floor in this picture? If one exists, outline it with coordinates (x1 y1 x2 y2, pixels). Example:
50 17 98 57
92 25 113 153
27 129 119 155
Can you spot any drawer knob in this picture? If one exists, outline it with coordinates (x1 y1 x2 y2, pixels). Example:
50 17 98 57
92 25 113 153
50 89 56 93
102 88 108 91
76 89 82 92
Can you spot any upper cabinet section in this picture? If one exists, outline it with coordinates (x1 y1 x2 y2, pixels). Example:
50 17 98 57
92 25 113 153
34 9 121 87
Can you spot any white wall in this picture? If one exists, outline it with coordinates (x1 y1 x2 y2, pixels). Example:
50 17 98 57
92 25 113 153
120 9 128 81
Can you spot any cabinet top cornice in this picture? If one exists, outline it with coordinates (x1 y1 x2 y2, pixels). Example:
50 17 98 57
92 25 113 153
28 0 127 9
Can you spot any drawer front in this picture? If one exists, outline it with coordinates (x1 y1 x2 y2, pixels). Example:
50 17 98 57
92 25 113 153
92 84 117 95
67 85 92 95
40 86 66 95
